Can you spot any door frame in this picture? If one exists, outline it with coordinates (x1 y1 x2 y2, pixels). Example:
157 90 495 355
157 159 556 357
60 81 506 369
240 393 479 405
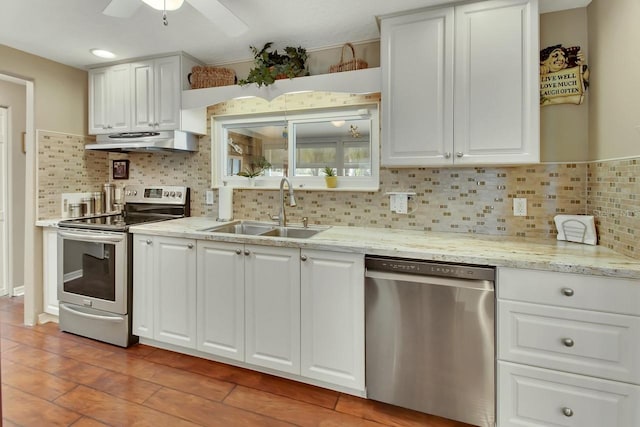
0 106 8 296
0 72 36 325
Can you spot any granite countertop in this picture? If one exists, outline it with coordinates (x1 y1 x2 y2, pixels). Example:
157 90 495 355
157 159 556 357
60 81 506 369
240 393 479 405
128 216 640 280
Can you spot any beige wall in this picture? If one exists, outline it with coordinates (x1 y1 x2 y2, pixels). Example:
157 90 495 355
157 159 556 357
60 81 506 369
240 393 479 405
540 8 589 162
587 0 640 160
0 80 26 290
0 44 87 135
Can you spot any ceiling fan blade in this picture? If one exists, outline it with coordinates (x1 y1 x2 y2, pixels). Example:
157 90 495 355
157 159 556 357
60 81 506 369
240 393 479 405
186 0 249 37
102 0 143 18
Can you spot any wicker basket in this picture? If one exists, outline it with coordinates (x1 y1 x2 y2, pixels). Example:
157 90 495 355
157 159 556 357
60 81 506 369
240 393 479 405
329 43 368 73
188 66 236 89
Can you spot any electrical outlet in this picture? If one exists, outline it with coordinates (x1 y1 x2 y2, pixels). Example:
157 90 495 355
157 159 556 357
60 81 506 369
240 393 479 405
396 194 408 214
390 194 398 212
513 198 527 216
205 190 214 205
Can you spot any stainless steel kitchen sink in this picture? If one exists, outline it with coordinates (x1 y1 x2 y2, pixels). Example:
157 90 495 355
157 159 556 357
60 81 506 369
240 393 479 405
198 221 329 239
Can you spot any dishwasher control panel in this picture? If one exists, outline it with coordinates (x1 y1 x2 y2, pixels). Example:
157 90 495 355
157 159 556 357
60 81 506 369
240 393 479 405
365 256 495 281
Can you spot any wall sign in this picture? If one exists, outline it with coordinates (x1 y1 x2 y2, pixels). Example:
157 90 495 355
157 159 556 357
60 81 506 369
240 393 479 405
540 44 589 106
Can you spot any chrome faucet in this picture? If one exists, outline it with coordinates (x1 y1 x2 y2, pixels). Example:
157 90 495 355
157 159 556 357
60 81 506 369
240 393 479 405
274 177 296 226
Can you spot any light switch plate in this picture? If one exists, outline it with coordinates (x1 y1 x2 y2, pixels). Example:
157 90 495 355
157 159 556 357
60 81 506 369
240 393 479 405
513 198 527 216
396 194 408 214
205 190 214 205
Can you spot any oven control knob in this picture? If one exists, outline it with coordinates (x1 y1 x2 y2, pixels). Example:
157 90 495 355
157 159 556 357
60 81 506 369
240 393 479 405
164 191 169 197
133 190 137 196
170 191 176 197
176 191 182 198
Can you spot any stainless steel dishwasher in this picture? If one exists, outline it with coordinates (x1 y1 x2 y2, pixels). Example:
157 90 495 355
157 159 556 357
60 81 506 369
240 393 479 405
365 256 495 427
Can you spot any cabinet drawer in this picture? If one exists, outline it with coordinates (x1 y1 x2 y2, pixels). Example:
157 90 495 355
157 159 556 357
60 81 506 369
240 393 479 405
497 268 640 316
498 300 640 384
498 361 640 427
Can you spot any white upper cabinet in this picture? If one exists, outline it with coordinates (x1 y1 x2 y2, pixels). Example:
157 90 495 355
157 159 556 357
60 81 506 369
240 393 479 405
89 53 201 135
131 56 181 132
454 0 539 165
89 63 131 134
381 8 454 166
381 0 539 166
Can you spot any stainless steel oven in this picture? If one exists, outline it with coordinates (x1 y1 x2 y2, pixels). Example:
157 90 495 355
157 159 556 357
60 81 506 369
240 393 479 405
57 184 189 347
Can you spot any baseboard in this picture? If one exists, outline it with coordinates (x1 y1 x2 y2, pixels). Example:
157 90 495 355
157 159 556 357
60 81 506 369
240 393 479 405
12 286 24 296
38 312 59 324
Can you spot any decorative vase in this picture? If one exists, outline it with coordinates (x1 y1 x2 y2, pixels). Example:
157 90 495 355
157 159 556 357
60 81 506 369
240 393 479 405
325 176 337 188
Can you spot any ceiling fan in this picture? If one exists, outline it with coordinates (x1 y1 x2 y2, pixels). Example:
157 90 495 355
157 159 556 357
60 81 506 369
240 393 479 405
102 0 248 36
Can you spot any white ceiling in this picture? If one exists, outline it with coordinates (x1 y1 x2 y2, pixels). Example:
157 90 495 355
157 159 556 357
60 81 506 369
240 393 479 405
0 0 592 70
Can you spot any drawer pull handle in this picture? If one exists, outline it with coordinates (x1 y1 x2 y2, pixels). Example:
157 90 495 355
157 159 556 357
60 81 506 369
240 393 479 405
562 407 574 417
562 338 575 347
187 244 194 249
235 249 242 255
244 250 250 256
562 288 574 297
146 239 152 245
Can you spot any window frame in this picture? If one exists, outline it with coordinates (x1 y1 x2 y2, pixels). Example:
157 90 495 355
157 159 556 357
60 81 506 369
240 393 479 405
212 105 380 191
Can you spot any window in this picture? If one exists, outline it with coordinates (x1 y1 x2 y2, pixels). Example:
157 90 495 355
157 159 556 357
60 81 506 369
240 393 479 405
213 105 379 190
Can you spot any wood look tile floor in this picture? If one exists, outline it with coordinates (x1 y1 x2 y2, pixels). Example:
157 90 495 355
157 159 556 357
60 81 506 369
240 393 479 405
0 297 473 427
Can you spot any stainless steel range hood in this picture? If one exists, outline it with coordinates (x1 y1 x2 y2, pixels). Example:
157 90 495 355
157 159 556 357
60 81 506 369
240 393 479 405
85 131 198 153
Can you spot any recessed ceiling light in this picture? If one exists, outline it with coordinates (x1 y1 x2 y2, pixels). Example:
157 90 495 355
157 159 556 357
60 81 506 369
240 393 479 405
90 49 116 59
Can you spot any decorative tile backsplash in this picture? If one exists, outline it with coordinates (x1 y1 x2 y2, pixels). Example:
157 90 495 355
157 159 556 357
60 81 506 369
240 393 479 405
37 130 108 218
587 159 639 259
36 134 639 260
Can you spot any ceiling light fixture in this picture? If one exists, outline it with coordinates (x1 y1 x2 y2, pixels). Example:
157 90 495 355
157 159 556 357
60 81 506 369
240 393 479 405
141 0 184 11
90 49 116 59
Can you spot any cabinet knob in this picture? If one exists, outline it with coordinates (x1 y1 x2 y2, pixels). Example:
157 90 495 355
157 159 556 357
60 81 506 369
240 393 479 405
146 239 152 245
562 288 574 297
562 338 574 347
235 249 242 255
301 255 308 261
244 250 250 256
562 407 574 417
456 152 464 158
444 152 451 159
187 243 194 249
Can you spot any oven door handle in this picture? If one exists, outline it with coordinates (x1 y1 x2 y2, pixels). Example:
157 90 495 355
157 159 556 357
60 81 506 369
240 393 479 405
58 230 124 243
60 304 124 323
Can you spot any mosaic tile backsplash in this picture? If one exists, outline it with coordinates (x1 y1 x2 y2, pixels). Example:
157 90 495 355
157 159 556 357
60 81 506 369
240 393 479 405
37 135 639 260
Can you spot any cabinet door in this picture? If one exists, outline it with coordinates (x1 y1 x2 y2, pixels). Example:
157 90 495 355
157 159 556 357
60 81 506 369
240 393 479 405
154 56 181 130
381 8 454 166
132 234 155 338
107 63 131 133
154 236 197 348
498 361 640 427
42 227 59 316
300 250 365 390
131 60 155 132
197 241 245 361
88 68 109 134
245 245 300 374
454 0 539 165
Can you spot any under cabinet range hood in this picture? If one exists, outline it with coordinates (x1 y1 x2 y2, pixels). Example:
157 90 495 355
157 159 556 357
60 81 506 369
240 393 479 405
85 131 197 153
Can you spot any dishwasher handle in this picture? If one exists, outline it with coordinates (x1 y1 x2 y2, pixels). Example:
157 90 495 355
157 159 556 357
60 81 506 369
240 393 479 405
365 269 494 292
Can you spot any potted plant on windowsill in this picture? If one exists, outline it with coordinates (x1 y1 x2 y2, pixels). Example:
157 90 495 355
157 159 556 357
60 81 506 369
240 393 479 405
238 42 309 87
237 156 272 186
323 166 337 188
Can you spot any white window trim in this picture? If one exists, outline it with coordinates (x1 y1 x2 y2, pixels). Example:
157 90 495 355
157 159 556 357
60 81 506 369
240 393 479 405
212 105 380 191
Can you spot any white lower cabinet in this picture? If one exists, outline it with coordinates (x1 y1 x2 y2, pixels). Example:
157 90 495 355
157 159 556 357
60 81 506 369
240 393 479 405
245 245 301 374
497 268 640 427
134 234 365 392
133 234 197 348
300 249 364 390
196 240 245 361
499 361 640 427
42 226 59 316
